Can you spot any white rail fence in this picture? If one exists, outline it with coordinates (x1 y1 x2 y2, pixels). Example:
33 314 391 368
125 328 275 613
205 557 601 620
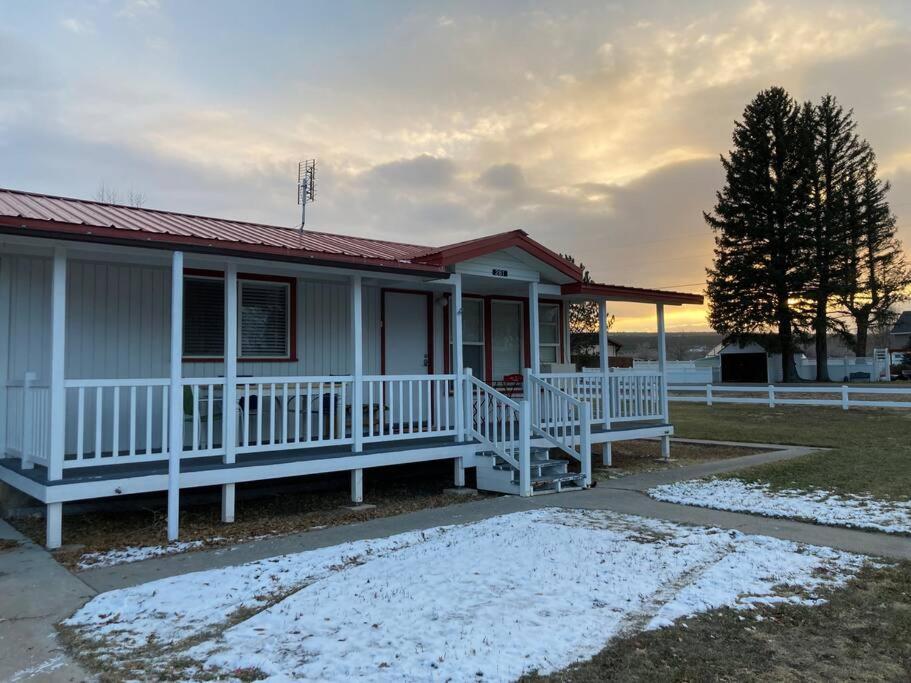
466 371 531 496
527 373 591 485
669 383 911 410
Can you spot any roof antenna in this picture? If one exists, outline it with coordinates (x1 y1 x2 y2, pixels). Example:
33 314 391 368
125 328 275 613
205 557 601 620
297 159 316 231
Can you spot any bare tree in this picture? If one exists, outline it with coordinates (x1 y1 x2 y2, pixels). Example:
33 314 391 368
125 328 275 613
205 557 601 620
95 183 146 208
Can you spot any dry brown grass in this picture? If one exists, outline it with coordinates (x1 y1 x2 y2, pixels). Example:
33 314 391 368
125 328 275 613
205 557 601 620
523 562 911 682
592 439 765 481
0 538 21 552
10 467 489 569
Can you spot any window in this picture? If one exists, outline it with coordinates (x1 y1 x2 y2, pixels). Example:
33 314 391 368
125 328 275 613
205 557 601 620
183 273 295 361
239 280 291 358
539 303 561 364
184 276 225 358
454 298 485 376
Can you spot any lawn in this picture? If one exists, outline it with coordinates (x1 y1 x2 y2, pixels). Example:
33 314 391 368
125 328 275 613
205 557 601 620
526 561 911 682
669 403 911 500
60 509 871 682
592 439 764 481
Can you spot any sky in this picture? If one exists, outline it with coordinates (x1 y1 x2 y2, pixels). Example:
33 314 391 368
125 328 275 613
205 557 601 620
2 0 910 331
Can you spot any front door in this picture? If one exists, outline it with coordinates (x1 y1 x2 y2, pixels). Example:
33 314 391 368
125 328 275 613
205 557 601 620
490 300 523 382
383 291 430 375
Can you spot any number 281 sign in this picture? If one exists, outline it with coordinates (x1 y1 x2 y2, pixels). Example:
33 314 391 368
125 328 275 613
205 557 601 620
491 268 508 277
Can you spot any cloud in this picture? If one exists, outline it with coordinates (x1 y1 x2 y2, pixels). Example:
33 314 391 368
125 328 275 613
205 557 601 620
3 0 910 331
478 164 525 192
60 18 93 34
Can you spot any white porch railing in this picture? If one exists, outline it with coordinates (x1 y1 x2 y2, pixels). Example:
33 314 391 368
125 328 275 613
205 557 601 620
63 378 171 467
235 376 352 453
466 371 531 496
536 370 666 423
362 374 458 443
527 373 591 485
4 373 50 467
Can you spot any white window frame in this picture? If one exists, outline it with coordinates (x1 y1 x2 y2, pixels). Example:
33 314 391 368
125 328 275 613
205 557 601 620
539 302 561 365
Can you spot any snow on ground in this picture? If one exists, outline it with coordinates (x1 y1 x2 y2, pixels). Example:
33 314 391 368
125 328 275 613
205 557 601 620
76 539 216 570
63 509 870 682
650 479 911 534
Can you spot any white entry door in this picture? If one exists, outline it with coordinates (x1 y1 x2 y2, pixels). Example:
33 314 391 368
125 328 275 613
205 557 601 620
384 291 429 375
491 300 523 381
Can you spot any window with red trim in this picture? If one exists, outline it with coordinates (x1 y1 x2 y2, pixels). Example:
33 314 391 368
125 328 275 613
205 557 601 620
183 273 296 361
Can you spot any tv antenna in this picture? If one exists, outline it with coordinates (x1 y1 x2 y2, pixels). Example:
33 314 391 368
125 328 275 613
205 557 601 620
297 159 316 230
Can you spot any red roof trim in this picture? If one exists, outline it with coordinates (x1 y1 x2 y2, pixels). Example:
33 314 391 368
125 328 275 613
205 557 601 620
415 230 583 280
561 282 704 306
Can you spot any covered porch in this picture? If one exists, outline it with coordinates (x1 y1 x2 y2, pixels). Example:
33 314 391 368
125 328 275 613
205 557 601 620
0 216 696 548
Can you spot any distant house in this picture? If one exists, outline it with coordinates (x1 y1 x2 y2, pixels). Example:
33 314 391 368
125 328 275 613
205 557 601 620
570 332 622 357
891 311 911 350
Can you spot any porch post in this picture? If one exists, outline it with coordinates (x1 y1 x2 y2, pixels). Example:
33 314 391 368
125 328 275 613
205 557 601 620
528 281 540 374
656 303 670 460
0 259 10 456
598 299 613 467
451 273 464 441
350 275 364 502
222 264 238 523
167 251 184 541
47 246 67 548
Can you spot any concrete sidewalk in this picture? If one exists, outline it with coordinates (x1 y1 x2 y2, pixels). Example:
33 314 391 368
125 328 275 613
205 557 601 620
77 441 911 594
0 521 95 682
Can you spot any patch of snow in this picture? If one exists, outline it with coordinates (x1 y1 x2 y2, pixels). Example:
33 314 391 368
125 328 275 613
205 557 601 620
63 509 869 682
77 538 224 570
649 479 911 534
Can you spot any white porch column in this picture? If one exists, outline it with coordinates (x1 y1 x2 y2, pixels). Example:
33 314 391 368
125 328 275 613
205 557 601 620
656 303 670 460
222 264 238 523
0 260 10 455
451 273 464 440
528 281 540 374
351 275 364 502
167 251 184 541
598 299 613 467
47 247 67 548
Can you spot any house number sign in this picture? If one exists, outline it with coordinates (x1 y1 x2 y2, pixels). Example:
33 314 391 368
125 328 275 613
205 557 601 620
491 268 508 277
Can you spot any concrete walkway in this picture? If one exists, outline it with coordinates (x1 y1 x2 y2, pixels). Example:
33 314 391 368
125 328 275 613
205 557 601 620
77 441 911 594
0 521 94 682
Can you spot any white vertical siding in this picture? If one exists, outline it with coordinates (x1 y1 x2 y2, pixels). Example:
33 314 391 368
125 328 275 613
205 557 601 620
1 255 383 382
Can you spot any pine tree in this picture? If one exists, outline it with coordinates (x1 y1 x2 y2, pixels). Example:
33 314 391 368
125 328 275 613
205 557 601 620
836 150 911 355
805 95 868 379
705 87 814 382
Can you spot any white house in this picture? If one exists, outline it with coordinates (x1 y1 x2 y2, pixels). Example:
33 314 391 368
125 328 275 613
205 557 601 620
0 188 702 548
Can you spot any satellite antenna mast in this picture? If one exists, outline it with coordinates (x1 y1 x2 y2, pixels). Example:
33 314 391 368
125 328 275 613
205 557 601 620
297 159 316 231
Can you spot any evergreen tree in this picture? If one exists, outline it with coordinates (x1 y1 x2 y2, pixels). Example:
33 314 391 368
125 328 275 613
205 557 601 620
836 150 911 355
805 95 867 379
705 87 814 382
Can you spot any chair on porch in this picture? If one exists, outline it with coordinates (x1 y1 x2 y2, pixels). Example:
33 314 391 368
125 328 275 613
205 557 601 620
184 386 223 449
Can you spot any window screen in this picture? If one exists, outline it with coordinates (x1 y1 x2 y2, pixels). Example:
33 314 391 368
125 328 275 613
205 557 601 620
184 277 224 357
240 280 290 358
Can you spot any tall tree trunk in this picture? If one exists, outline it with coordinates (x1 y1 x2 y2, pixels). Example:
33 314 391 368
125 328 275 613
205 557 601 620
814 298 830 381
778 315 800 383
854 313 870 357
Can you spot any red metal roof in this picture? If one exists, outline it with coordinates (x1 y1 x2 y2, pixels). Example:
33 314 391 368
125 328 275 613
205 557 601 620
0 188 702 305
0 188 439 273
